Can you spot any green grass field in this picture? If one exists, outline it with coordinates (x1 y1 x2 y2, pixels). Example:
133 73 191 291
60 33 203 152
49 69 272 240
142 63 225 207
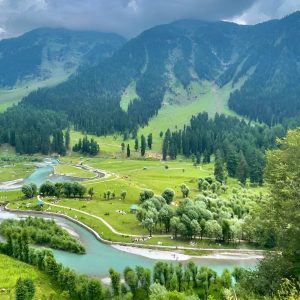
120 81 139 112
0 164 35 182
0 254 66 299
69 80 241 154
6 154 265 246
0 77 265 250
54 164 96 179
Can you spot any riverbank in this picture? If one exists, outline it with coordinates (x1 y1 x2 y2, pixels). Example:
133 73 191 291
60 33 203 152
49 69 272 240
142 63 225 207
3 204 265 260
112 245 191 261
0 159 108 191
0 178 24 190
54 162 108 181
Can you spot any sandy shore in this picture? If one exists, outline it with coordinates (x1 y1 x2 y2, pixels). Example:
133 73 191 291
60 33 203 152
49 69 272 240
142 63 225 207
195 252 263 260
112 245 264 262
0 178 24 190
112 245 191 261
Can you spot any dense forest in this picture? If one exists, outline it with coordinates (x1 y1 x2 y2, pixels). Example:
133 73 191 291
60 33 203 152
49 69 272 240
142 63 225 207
162 113 286 184
0 14 299 154
0 105 68 154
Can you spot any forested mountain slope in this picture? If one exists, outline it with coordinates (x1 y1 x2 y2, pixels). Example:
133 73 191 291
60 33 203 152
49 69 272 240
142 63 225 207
0 27 125 87
21 12 300 134
1 13 300 154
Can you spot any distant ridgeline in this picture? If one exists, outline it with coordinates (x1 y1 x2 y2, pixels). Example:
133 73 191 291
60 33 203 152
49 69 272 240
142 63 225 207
0 13 300 154
0 27 126 87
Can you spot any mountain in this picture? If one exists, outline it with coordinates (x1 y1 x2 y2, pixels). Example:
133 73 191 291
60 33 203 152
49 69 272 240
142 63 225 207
0 27 126 87
1 12 300 154
19 12 300 137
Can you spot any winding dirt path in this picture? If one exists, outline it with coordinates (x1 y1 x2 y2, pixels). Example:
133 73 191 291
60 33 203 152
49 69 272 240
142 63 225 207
43 201 265 254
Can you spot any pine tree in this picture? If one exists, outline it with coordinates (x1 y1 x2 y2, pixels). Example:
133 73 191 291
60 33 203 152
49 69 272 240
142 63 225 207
214 149 225 183
127 144 131 158
203 150 210 164
226 146 238 177
141 135 146 156
134 138 139 152
147 133 153 149
162 138 168 160
65 129 70 150
236 151 248 185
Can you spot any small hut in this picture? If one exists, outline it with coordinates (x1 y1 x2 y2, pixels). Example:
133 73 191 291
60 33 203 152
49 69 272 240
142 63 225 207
130 204 138 213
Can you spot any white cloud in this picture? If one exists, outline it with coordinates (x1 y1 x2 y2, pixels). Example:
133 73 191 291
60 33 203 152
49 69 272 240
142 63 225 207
0 0 299 39
231 0 300 25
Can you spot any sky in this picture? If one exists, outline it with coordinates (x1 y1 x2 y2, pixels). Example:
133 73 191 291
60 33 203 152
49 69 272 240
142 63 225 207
0 0 299 39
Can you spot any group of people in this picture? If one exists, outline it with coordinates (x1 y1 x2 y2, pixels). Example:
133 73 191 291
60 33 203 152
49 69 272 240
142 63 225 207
131 236 151 242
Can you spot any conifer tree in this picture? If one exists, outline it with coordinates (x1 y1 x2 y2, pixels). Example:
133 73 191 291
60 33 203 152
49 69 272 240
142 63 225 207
162 139 168 161
226 146 238 177
141 135 146 156
236 151 248 185
134 138 139 152
147 133 153 149
214 150 225 183
127 144 131 158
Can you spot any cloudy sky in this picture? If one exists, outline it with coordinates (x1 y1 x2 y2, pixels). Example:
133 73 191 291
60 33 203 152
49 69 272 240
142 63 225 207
0 0 299 39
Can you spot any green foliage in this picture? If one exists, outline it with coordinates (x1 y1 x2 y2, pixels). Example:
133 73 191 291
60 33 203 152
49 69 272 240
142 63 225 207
164 113 284 184
72 136 100 156
39 181 87 198
180 184 189 198
141 134 146 156
236 151 248 185
15 278 35 300
0 217 85 254
127 144 131 157
139 189 155 202
0 106 68 155
161 188 175 204
214 150 224 183
21 184 38 199
236 128 300 298
147 133 153 149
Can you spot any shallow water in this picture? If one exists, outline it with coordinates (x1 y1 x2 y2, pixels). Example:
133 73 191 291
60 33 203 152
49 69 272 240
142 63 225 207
0 210 259 278
0 159 85 190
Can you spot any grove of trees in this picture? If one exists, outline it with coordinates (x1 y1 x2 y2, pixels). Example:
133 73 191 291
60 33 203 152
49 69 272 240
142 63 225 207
0 217 85 254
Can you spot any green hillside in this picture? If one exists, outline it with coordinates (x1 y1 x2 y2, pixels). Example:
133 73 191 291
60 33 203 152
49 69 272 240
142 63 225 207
0 254 66 299
0 27 125 111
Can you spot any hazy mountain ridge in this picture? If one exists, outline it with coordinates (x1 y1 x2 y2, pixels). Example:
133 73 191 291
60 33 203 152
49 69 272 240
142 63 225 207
0 27 126 87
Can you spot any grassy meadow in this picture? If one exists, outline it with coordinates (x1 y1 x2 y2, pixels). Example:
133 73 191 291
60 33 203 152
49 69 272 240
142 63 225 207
0 80 266 249
0 254 66 300
54 164 96 179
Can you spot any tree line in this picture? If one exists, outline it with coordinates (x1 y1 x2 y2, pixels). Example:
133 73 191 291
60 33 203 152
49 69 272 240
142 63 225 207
0 106 68 155
0 217 85 254
162 113 286 184
0 230 237 300
73 136 100 156
21 181 94 199
135 181 274 248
